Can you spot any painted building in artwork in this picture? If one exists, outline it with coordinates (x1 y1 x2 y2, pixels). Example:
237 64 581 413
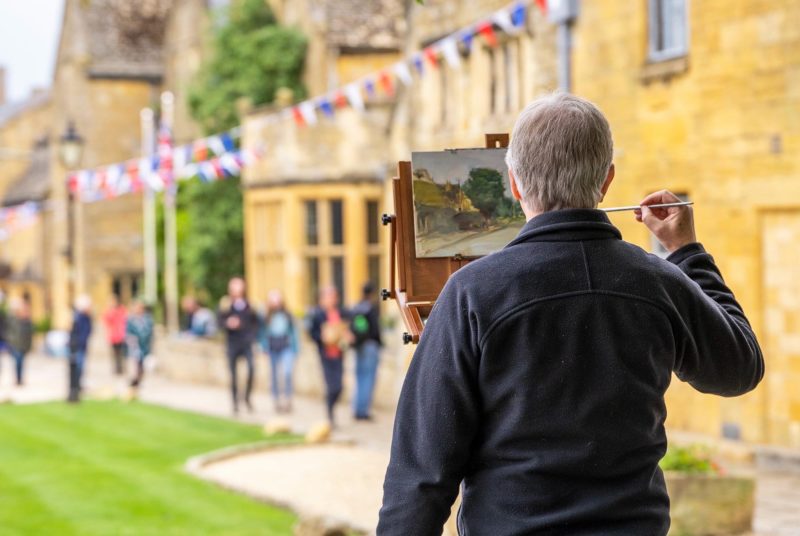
570 0 800 448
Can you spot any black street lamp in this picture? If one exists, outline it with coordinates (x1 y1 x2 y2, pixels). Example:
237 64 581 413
59 122 84 169
59 121 84 403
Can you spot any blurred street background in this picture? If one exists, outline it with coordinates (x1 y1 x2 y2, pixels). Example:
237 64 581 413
1 0 799 534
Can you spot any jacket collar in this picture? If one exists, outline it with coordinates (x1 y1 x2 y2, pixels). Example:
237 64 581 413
505 209 622 248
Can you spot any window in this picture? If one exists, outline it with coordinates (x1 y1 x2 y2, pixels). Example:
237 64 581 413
330 199 343 245
307 257 320 306
650 193 690 258
303 198 349 305
331 256 345 300
488 47 497 115
502 42 513 113
366 200 380 245
305 201 318 246
440 66 449 126
368 254 381 289
648 0 688 61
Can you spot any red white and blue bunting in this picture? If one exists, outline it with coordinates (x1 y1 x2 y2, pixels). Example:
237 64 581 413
67 0 544 201
0 201 42 241
67 128 261 202
256 0 539 129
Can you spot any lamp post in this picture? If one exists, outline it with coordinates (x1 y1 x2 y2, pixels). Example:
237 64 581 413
58 121 84 403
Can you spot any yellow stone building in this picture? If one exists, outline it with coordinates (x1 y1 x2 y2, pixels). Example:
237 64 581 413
0 90 53 319
243 0 407 310
242 0 800 449
571 0 800 448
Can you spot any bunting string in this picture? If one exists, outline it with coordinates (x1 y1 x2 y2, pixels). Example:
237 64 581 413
67 0 546 201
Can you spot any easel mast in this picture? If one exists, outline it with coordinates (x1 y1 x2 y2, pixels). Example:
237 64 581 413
382 134 509 344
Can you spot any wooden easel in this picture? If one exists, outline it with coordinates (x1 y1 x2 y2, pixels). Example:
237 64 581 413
382 133 509 344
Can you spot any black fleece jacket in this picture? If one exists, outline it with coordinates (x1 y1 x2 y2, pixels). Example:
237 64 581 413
378 209 763 536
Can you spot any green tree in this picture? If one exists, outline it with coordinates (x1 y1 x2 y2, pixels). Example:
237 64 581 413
462 167 506 221
188 0 307 133
179 0 307 303
176 178 244 303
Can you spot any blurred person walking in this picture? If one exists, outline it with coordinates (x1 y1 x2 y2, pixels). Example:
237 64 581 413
126 301 154 391
102 295 128 375
181 295 217 338
259 290 299 413
219 277 259 414
5 298 33 386
350 282 382 420
0 291 8 361
309 286 350 426
68 295 93 402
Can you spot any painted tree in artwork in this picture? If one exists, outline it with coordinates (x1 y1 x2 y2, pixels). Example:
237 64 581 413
462 167 506 221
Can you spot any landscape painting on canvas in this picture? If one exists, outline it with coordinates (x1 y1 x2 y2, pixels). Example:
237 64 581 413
411 148 525 258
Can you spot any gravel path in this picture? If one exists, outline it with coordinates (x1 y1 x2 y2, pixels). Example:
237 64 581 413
201 444 389 533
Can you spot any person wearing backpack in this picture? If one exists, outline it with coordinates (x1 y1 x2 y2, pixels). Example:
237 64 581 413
260 290 299 413
308 286 351 426
350 282 382 420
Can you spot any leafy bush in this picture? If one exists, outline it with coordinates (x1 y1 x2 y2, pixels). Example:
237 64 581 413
659 445 721 475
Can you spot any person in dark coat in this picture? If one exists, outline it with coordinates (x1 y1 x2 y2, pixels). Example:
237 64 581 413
308 286 350 425
68 295 93 401
218 277 259 414
378 94 764 535
6 298 33 386
350 282 382 420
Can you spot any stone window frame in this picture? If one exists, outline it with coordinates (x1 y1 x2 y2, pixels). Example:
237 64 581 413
642 0 690 82
647 0 689 63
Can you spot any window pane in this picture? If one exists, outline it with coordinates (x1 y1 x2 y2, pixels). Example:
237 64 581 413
331 256 345 300
368 254 381 289
488 47 497 114
305 200 318 246
367 200 380 244
307 257 320 306
649 0 687 58
503 42 512 113
330 199 344 245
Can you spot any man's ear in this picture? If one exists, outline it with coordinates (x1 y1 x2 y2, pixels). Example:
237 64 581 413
599 163 615 202
509 168 523 201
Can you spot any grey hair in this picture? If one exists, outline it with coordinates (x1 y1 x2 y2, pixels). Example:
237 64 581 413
505 93 614 212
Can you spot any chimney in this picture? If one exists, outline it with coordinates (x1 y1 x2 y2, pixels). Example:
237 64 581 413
0 66 6 106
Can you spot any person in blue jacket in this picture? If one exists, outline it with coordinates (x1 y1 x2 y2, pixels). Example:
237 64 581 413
126 300 154 390
68 295 93 402
259 289 299 413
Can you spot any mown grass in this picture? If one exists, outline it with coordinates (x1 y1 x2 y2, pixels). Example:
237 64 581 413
0 400 298 535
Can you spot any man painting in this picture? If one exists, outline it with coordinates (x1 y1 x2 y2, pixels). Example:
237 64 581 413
378 93 763 535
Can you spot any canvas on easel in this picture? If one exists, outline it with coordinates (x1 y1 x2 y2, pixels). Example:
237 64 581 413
383 134 510 344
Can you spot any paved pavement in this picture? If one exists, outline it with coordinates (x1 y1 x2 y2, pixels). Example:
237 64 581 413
3 353 800 535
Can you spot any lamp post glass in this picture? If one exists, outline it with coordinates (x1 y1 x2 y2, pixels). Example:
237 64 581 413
59 123 84 169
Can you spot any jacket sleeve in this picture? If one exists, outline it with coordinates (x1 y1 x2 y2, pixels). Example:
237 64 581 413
377 277 480 535
667 243 764 396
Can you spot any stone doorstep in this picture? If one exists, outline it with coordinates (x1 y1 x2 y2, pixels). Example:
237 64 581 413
184 439 366 535
755 445 800 473
667 430 800 474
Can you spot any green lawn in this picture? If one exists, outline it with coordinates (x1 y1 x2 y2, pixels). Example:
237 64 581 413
0 401 298 535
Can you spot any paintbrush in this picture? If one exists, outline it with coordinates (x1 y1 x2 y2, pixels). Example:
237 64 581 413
601 201 694 213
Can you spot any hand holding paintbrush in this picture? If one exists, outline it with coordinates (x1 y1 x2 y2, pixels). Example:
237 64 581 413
619 190 697 254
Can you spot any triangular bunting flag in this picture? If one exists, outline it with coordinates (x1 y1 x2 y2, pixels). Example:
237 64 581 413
424 46 439 68
344 83 365 112
379 71 395 97
299 101 318 125
476 21 498 47
394 62 413 86
440 37 461 68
